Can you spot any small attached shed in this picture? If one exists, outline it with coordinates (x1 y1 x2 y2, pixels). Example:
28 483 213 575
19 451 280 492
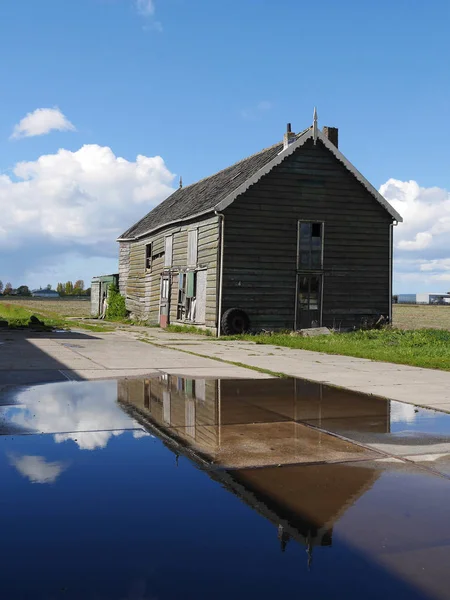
118 113 402 334
91 274 119 317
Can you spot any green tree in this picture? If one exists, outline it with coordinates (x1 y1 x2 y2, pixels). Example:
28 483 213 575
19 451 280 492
17 285 31 296
65 281 74 295
56 283 65 295
0 281 3 294
3 282 12 295
46 284 52 290
74 280 84 293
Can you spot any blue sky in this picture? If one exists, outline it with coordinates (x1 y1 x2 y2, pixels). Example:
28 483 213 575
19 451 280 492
0 0 449 293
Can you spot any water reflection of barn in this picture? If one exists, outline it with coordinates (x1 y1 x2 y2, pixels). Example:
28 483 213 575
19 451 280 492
118 377 385 558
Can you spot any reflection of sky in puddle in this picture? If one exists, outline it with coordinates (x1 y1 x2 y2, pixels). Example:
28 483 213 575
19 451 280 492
0 380 147 451
390 401 450 435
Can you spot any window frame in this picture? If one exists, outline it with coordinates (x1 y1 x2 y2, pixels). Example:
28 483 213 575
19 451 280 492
145 243 152 271
164 235 173 268
297 221 325 271
187 229 198 267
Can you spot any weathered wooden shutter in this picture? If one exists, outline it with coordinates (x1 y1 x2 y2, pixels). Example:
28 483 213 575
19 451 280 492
187 229 198 266
186 271 195 298
164 235 173 267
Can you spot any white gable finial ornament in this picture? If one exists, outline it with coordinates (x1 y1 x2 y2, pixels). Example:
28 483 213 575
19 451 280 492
313 107 318 145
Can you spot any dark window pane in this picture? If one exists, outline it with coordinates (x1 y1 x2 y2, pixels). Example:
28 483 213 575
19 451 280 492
300 223 311 238
311 223 321 237
311 251 322 268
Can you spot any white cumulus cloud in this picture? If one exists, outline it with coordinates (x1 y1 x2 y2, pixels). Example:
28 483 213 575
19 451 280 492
0 144 175 288
380 178 450 292
398 231 432 250
8 454 68 484
11 107 76 140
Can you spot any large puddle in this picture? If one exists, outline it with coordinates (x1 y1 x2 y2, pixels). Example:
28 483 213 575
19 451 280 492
1 376 450 599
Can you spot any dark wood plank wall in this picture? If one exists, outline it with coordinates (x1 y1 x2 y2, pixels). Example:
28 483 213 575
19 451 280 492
120 215 219 326
222 139 393 330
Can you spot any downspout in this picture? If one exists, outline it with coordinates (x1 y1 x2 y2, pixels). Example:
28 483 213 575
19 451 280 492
389 220 397 323
215 211 225 337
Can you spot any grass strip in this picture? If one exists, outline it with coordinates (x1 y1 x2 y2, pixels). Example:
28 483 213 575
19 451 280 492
221 328 450 371
137 338 286 378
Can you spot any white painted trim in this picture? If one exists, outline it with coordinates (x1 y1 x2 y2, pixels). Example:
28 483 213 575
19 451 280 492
117 210 216 242
389 223 393 323
215 130 314 212
216 212 225 337
118 127 402 242
214 129 402 222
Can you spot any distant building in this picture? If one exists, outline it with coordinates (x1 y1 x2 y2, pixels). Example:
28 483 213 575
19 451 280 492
31 289 60 298
397 294 417 304
416 293 450 305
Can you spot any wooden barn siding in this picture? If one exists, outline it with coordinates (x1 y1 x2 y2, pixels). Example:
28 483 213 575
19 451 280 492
122 215 219 326
118 242 130 297
117 377 219 453
221 139 392 330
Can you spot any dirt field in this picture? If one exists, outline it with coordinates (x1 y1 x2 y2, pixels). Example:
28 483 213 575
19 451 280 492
0 298 91 318
393 304 450 330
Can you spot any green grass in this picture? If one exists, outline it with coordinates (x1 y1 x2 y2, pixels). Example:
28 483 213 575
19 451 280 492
165 324 213 336
0 303 113 332
0 303 65 328
222 328 450 371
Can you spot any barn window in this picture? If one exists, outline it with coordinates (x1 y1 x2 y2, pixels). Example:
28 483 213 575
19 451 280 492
164 235 173 267
145 243 152 270
187 229 198 267
298 222 323 269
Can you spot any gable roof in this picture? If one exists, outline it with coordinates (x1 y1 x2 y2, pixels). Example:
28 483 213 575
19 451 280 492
119 128 402 241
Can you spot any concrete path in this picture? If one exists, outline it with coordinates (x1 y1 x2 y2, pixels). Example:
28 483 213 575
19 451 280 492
135 327 450 413
2 324 450 414
0 328 269 387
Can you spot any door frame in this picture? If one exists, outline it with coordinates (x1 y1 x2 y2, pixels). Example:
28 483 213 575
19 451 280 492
294 272 324 330
295 220 325 330
159 273 171 328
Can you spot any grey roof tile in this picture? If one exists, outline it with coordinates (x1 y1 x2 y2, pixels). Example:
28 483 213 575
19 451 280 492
119 139 288 239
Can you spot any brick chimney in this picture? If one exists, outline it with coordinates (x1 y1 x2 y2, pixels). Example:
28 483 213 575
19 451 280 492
322 126 338 148
283 123 296 150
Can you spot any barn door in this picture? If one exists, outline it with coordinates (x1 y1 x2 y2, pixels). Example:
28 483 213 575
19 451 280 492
296 274 322 329
159 274 171 328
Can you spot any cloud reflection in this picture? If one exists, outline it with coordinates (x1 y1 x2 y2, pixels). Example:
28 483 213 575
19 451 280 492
8 453 68 484
6 381 145 450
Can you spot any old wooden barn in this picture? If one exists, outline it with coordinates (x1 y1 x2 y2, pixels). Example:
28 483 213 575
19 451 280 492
117 113 402 334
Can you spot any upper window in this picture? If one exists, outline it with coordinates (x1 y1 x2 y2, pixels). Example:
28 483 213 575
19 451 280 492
145 243 152 270
187 229 198 267
298 222 323 269
164 235 173 267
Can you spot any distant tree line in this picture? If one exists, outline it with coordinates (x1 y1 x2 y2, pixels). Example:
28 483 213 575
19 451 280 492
56 280 91 296
0 281 31 296
0 280 90 297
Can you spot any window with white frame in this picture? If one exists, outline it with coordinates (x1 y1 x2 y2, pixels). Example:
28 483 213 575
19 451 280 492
298 222 323 270
187 229 198 267
164 235 173 267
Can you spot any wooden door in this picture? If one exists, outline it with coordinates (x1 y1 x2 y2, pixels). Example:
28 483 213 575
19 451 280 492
159 275 171 328
296 274 322 329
